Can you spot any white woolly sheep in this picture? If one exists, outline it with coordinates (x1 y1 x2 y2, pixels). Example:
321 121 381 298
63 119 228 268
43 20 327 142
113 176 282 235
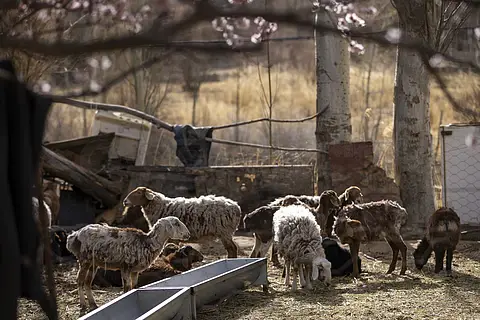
66 216 190 311
122 186 242 258
273 205 332 291
268 194 321 208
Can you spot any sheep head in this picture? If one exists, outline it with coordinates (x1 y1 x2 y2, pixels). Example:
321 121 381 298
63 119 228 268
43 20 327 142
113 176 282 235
178 245 204 265
153 216 190 241
123 186 157 208
243 206 278 232
333 214 367 244
312 256 332 286
316 190 341 214
315 190 341 232
343 186 364 205
168 245 204 271
161 243 181 256
412 236 432 270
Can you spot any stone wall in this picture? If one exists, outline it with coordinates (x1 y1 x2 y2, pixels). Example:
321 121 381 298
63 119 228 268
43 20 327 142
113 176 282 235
328 142 402 204
125 165 315 222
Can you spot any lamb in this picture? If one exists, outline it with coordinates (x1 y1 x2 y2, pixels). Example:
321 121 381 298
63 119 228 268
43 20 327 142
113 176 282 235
323 187 363 238
413 207 460 276
122 186 242 258
43 180 61 225
316 190 342 237
93 243 204 287
243 205 281 265
333 200 408 278
66 216 190 311
273 205 332 291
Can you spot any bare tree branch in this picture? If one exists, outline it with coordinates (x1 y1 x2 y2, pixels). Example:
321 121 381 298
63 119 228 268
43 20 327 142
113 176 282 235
51 97 175 131
205 137 328 154
212 106 329 130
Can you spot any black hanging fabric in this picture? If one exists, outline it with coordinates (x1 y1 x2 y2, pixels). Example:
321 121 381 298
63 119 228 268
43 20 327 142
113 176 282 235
173 124 214 167
0 60 57 319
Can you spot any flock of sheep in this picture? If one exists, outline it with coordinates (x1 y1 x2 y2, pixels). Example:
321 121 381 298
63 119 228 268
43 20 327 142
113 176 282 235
32 181 462 313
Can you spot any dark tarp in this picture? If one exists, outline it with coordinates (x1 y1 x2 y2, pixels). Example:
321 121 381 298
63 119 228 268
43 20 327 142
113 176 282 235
173 124 214 167
0 60 58 319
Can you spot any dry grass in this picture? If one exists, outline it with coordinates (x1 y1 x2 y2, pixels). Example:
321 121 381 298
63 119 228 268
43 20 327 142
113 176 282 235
17 236 480 320
45 64 480 175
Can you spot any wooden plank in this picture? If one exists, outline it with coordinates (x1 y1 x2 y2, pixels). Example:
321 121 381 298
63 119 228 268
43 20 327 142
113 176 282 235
41 146 122 207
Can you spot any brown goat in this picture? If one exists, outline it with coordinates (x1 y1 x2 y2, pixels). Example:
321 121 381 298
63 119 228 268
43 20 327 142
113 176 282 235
413 207 460 276
316 190 342 238
43 180 61 225
323 187 363 239
93 243 204 287
333 200 408 278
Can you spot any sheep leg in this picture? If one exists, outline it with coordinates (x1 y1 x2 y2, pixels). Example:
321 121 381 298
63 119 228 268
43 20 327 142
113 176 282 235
433 246 446 274
445 248 454 277
84 266 99 309
284 260 291 286
131 272 140 288
291 264 299 292
299 264 306 287
271 243 282 267
325 213 335 237
120 269 133 293
249 234 262 258
398 239 408 275
386 239 399 274
303 264 313 290
76 263 90 310
349 240 361 278
387 234 408 275
220 236 238 258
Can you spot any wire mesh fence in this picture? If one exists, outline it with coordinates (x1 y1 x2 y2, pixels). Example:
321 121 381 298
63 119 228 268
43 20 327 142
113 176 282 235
441 124 480 226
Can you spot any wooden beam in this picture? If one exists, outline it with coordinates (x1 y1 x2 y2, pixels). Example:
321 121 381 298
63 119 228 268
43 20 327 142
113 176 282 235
41 146 122 207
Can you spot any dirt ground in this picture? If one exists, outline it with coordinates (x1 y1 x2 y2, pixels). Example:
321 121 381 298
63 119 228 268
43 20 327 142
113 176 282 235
18 237 480 320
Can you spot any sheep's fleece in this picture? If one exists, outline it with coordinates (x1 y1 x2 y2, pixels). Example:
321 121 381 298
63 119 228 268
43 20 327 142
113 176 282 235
273 205 332 282
134 189 241 240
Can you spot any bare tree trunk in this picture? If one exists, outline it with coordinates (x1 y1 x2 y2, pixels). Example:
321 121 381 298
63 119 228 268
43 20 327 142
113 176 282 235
235 69 241 141
133 50 146 112
192 90 198 126
314 10 352 192
393 23 436 233
363 44 376 141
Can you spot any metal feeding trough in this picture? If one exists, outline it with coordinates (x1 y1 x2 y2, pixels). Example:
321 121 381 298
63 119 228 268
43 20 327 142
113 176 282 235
143 258 268 313
78 287 192 320
80 258 268 320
